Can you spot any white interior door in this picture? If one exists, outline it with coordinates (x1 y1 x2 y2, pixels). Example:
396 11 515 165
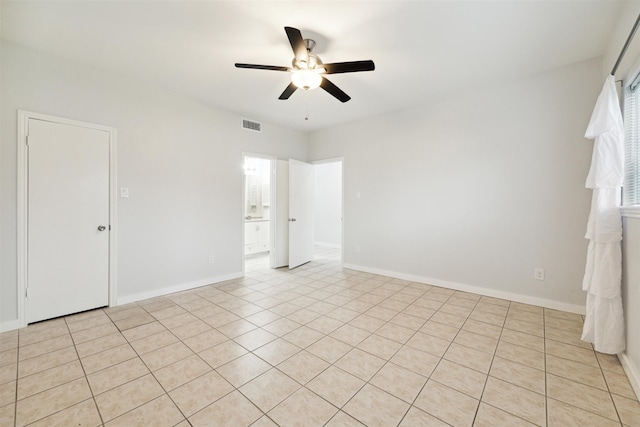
288 159 314 269
27 118 110 323
274 159 290 268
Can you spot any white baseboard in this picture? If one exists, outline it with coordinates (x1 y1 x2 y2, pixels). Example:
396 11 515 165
0 318 22 333
342 263 586 315
116 272 243 306
619 352 640 400
314 242 342 249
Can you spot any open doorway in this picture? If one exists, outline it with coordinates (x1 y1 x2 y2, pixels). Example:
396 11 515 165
243 155 274 272
313 159 343 263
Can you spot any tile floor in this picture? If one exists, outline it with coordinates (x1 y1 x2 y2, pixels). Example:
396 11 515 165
1 247 639 426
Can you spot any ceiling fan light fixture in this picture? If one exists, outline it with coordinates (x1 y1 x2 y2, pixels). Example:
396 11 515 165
291 69 322 90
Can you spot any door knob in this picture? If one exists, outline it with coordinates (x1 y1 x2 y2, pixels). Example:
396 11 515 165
97 225 106 231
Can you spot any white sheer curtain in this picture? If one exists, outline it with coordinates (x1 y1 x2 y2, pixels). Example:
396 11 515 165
581 75 625 354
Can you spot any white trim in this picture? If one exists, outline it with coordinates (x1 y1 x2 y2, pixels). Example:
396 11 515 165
619 352 640 400
622 206 640 218
342 263 586 315
0 319 23 333
17 110 118 327
117 272 243 306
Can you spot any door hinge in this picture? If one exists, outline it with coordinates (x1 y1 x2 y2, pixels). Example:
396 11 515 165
25 287 28 299
109 225 111 231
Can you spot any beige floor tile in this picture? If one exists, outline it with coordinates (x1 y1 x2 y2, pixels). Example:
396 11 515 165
365 306 399 321
239 368 300 412
26 398 102 427
454 330 498 354
597 352 626 375
94 374 164 422
545 326 592 349
398 406 451 426
546 354 607 390
245 309 281 327
262 318 302 336
277 350 330 384
158 312 199 330
489 357 545 394
198 339 247 368
406 331 451 357
0 380 15 406
17 333 74 361
217 352 271 387
113 313 156 331
390 345 441 377
307 365 365 407
357 334 402 360
150 304 187 320
307 336 353 363
105 394 184 427
252 338 300 365
546 373 618 421
499 329 544 352
154 354 211 391
189 390 262 427
75 333 128 359
129 330 179 355
419 320 460 341
370 362 428 403
335 348 386 381
269 387 338 427
330 324 371 346
495 341 544 371
547 398 622 427
444 343 493 374
119 321 167 342
469 310 506 327
18 346 78 378
18 324 69 347
349 314 387 333
374 322 415 344
17 360 84 399
343 383 410 427
234 327 278 351
474 402 537 427
431 359 487 399
414 380 479 427
544 316 583 333
603 369 637 399
87 357 149 395
504 318 544 338
430 311 466 329
327 307 363 323
182 328 228 353
169 370 234 416
15 377 92 426
481 377 546 426
325 410 366 426
71 323 120 345
169 319 212 340
252 415 280 427
282 325 325 349
390 312 428 330
139 341 193 371
306 315 345 334
461 319 502 340
612 393 640 427
0 363 16 385
81 344 137 375
544 339 598 367
506 309 544 325
474 302 509 317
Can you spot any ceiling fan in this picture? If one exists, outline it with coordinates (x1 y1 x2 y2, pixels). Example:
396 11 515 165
235 26 375 103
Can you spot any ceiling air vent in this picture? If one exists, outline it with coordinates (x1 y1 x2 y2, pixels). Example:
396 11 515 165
242 119 262 132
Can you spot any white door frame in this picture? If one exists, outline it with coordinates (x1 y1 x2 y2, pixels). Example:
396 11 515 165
312 157 345 264
17 110 118 327
241 152 276 274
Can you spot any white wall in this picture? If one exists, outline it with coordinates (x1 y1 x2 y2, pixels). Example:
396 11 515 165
607 0 640 399
313 161 342 247
309 58 602 313
0 42 307 329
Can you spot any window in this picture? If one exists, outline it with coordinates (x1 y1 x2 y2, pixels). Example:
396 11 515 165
624 74 640 208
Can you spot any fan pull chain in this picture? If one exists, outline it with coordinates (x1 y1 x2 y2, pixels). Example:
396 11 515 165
304 89 310 121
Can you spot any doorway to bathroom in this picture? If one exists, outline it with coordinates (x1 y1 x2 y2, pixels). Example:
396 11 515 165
243 155 273 268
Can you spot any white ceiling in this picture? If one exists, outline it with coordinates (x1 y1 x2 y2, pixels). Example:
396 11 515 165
0 1 624 131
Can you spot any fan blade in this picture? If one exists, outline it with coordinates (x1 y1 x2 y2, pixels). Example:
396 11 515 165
285 27 307 63
323 60 375 74
235 63 290 72
279 82 298 100
320 77 351 103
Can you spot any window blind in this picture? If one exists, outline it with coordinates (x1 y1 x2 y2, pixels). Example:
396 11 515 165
624 80 640 206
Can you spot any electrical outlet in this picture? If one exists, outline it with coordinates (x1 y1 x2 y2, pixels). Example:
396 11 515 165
208 255 215 264
534 268 545 281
